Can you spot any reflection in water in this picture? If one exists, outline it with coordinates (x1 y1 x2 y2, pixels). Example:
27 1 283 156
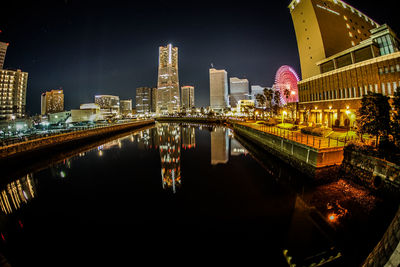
0 174 36 215
211 127 228 165
157 123 181 193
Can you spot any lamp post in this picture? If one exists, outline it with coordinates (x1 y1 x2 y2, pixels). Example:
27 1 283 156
282 110 287 124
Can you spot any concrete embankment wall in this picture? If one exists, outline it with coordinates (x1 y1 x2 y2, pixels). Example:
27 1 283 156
155 117 227 124
339 147 400 196
232 123 343 179
0 120 154 159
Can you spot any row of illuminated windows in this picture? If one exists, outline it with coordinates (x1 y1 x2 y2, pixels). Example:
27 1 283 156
300 82 399 102
379 64 400 74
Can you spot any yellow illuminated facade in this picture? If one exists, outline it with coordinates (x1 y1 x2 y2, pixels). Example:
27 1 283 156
289 0 400 127
41 89 64 115
157 44 180 114
0 69 28 120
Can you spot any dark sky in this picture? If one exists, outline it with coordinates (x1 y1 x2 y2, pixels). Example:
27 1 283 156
1 0 399 114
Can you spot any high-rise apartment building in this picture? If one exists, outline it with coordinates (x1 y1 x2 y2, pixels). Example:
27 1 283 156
181 85 195 109
136 87 155 114
41 89 64 115
289 0 400 127
209 68 228 111
157 44 180 114
0 69 28 120
0 42 8 70
229 77 249 107
289 0 379 80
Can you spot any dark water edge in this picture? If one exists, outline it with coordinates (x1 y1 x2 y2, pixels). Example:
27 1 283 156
0 122 397 267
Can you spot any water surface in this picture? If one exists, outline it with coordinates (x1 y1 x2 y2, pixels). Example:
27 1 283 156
0 122 396 266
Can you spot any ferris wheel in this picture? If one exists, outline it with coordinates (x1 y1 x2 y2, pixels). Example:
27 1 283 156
274 65 300 105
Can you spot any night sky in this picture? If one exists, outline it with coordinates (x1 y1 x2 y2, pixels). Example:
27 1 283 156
1 0 399 114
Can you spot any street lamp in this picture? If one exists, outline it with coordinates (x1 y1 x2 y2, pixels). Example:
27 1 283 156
282 110 287 124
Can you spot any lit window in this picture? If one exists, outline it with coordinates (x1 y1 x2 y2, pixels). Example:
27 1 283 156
357 29 361 34
351 41 355 46
346 23 350 29
333 0 337 3
349 32 353 37
343 15 347 20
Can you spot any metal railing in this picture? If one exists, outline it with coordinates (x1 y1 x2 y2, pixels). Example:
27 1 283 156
240 123 357 149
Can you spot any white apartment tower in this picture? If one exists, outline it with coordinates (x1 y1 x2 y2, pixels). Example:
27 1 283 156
209 68 228 111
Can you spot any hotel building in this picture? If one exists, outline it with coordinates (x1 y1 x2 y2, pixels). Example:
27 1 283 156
0 69 28 120
181 85 195 109
0 42 8 70
157 44 180 114
229 77 249 108
289 0 400 127
41 89 64 115
209 68 228 111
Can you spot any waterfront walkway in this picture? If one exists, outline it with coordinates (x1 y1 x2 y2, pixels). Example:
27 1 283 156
236 121 356 149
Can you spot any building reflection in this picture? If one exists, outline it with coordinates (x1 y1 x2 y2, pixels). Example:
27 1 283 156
211 127 229 165
0 174 36 215
155 123 197 193
230 138 247 156
157 123 181 193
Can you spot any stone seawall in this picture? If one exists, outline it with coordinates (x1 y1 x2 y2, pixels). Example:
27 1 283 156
155 117 227 124
339 146 400 197
0 120 154 159
232 123 343 179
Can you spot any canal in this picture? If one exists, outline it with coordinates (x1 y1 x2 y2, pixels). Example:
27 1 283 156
0 122 397 266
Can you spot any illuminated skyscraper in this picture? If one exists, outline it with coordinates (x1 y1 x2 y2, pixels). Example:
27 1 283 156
0 69 28 120
229 77 249 107
181 85 195 109
157 44 180 114
41 89 64 115
0 42 8 69
209 68 228 111
136 87 153 114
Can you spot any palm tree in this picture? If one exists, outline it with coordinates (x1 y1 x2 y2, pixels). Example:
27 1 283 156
263 88 273 115
256 94 266 108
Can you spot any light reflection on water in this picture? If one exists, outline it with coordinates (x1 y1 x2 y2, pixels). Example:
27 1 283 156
0 122 396 267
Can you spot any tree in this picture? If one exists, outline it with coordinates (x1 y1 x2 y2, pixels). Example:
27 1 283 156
255 94 266 109
273 90 281 116
391 90 400 147
356 92 391 146
263 88 273 114
284 88 290 104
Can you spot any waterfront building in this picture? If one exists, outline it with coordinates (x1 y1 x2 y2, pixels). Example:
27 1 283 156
0 42 8 69
237 99 255 114
120 99 132 116
41 89 64 115
94 95 120 118
211 127 228 165
156 44 180 114
289 0 400 127
48 111 71 125
136 87 153 114
229 77 249 108
0 69 28 120
209 68 228 111
181 85 195 109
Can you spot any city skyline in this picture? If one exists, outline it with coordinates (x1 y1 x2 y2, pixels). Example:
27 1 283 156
0 0 399 114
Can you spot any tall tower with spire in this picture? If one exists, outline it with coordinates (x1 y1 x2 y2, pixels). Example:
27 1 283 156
156 44 180 114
